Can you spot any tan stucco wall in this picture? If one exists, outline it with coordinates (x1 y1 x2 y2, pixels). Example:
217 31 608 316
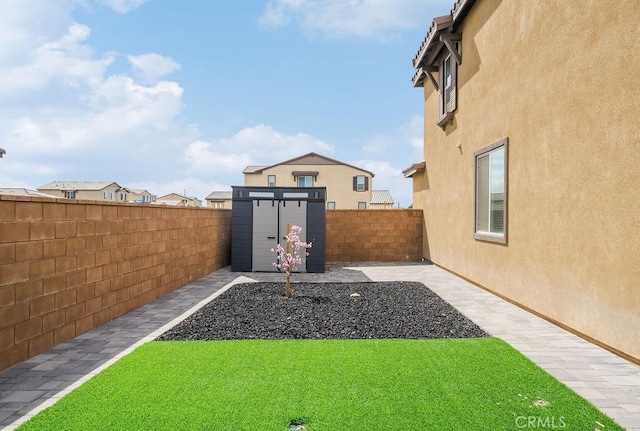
245 164 373 209
206 199 233 209
416 0 640 360
38 184 122 202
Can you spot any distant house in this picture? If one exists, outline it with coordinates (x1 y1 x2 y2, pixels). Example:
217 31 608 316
243 152 375 210
408 0 640 361
127 188 157 204
0 148 5 158
370 190 394 210
205 191 232 209
0 188 57 198
37 181 129 201
155 193 202 207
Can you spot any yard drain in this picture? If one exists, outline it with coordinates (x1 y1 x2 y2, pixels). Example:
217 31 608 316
287 419 307 430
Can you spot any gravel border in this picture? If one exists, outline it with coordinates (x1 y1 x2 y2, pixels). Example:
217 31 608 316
158 281 489 340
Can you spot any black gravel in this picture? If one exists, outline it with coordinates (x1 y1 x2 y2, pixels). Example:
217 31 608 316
157 281 489 340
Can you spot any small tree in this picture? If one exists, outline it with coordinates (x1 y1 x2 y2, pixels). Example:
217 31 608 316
272 224 312 298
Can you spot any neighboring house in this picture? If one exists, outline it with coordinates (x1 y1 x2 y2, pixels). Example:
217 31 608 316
205 191 232 209
407 0 640 361
0 188 57 198
37 181 129 201
127 188 157 204
243 152 374 210
0 148 5 158
156 193 202 207
370 190 394 210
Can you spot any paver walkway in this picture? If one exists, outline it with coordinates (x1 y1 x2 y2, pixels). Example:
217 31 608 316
0 263 638 430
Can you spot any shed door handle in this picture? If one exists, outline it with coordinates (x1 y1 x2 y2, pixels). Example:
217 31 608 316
267 236 276 239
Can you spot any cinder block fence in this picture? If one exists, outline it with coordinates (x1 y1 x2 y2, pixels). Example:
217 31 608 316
0 196 423 371
0 196 232 371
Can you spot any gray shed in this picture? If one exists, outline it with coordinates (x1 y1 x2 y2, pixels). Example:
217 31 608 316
231 186 326 273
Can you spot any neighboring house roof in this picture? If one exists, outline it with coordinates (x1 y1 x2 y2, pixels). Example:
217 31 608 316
128 188 155 195
403 161 426 178
243 152 375 177
371 190 394 205
243 166 267 174
37 181 123 191
0 188 57 198
205 191 232 200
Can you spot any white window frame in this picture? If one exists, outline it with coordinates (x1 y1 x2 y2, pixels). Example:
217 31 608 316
327 202 336 210
297 176 313 187
65 191 76 199
268 175 276 187
356 175 366 192
358 202 367 210
474 137 508 244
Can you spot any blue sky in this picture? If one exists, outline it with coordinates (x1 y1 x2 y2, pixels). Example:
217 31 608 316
0 0 452 207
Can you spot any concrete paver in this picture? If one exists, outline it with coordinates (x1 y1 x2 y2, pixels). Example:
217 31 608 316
1 262 639 430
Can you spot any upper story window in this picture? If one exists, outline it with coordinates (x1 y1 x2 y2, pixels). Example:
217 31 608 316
353 175 368 192
65 191 76 199
297 176 313 187
120 193 127 201
438 50 457 127
268 175 276 187
474 138 508 244
411 15 462 130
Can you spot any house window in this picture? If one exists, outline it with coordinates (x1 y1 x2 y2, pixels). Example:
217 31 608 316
297 176 313 187
65 191 76 199
358 202 367 210
474 138 508 244
268 175 276 187
120 193 127 201
437 51 457 127
354 175 367 192
212 202 224 209
103 192 107 200
327 202 336 210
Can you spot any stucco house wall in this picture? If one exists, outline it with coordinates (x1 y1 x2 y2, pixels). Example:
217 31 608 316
244 153 374 210
413 0 640 361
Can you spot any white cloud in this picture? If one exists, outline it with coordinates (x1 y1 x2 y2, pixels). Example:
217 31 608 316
184 124 335 173
97 0 149 14
258 0 437 39
0 21 113 100
128 53 181 83
362 115 423 161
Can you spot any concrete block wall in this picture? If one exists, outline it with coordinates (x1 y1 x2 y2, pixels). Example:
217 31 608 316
326 210 423 262
0 195 231 371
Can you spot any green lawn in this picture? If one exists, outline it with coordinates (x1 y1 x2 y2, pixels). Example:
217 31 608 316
19 338 622 430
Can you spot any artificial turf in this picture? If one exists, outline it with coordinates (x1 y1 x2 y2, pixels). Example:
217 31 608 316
18 338 622 430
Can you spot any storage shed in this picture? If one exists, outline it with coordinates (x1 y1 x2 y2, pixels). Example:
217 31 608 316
231 186 326 272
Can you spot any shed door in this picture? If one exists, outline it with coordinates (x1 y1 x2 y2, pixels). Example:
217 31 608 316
279 200 307 272
252 200 278 271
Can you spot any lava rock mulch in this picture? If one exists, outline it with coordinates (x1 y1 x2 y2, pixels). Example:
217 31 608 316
157 281 489 340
